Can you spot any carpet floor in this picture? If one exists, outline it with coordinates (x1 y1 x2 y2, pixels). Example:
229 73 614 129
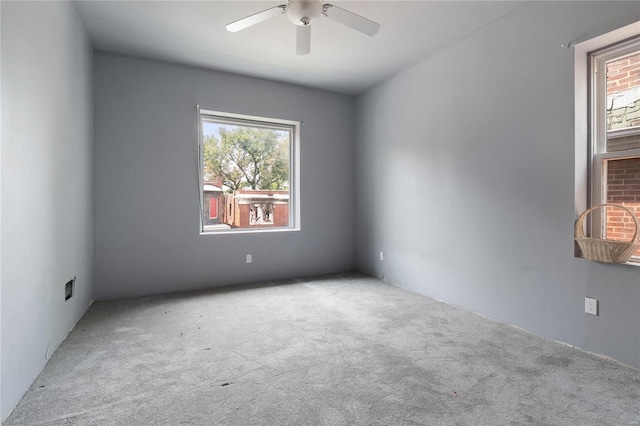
4 274 639 425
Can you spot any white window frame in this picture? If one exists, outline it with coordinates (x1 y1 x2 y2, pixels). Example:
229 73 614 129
196 107 301 234
574 22 640 265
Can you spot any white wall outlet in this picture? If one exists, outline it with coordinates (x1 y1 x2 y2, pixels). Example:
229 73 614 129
246 254 252 264
585 297 598 316
380 251 384 261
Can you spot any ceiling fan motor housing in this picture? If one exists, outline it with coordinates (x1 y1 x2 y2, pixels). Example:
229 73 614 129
286 0 323 26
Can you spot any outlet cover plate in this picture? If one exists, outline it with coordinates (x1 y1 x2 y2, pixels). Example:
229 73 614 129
585 297 598 316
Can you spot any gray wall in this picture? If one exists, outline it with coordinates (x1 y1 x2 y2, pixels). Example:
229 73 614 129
93 53 356 300
355 1 640 368
1 1 94 418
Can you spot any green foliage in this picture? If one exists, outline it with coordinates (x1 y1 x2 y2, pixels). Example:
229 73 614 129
203 126 289 191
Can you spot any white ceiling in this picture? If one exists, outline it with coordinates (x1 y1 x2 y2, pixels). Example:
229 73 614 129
72 1 523 95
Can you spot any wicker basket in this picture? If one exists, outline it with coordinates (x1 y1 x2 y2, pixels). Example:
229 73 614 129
575 203 640 264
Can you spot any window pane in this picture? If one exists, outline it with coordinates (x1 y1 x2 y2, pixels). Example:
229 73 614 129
605 156 640 257
606 52 640 152
201 117 291 231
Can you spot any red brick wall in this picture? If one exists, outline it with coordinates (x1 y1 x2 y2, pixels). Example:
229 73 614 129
237 204 250 227
273 204 289 227
606 157 640 257
233 204 288 228
607 54 640 95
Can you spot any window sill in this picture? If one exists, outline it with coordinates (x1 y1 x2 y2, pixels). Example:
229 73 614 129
575 254 640 267
199 227 300 236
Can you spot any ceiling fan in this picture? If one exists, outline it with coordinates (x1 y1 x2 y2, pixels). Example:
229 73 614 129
226 0 380 55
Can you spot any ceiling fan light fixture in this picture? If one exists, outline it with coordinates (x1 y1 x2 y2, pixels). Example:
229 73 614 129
286 0 323 26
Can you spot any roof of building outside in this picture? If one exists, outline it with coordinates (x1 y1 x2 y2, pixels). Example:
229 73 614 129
203 184 223 192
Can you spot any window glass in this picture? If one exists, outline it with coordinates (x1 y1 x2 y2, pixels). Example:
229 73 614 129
198 110 298 233
606 52 640 151
604 157 640 255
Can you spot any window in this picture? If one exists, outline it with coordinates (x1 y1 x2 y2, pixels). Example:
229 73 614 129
249 203 274 225
209 198 218 219
197 109 300 233
588 36 640 263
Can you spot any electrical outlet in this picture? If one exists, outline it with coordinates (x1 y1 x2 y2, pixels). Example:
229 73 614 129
246 254 252 264
380 251 384 261
585 297 598 316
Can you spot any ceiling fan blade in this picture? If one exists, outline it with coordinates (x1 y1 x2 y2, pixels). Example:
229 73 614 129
323 4 380 36
226 5 286 33
296 25 311 56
